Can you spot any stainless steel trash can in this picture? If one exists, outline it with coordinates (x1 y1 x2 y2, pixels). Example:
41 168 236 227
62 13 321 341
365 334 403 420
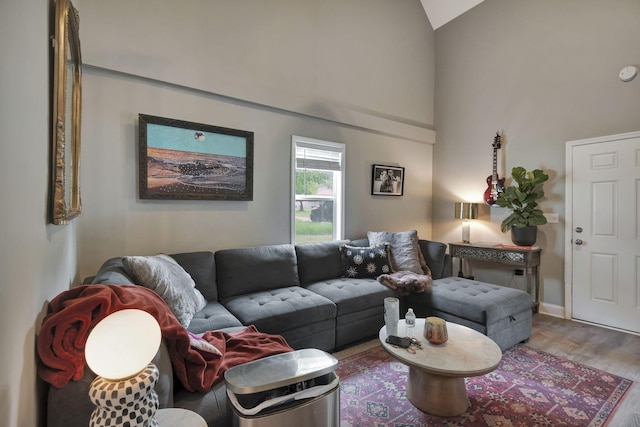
224 349 339 427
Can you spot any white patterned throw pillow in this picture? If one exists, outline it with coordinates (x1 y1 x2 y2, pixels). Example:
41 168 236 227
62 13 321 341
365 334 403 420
367 230 425 275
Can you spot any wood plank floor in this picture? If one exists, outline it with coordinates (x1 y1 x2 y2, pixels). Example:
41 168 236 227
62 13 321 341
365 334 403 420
528 314 640 426
334 314 640 425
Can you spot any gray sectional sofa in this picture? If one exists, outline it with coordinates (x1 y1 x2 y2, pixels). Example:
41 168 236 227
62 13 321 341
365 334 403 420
44 238 533 427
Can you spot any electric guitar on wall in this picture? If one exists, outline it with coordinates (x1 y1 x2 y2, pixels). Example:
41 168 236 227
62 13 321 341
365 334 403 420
483 132 505 205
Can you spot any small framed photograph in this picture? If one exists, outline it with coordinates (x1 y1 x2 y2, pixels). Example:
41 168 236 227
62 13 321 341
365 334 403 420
371 164 404 196
138 114 253 200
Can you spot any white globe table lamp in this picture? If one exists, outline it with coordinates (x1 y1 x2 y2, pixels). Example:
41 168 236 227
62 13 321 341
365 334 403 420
85 309 162 427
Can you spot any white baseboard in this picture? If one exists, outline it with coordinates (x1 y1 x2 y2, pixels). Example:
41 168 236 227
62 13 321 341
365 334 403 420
537 303 640 337
538 303 565 318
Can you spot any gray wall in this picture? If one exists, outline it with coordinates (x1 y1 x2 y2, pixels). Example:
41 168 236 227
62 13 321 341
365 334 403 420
432 0 640 310
75 0 437 281
0 1 79 426
3 2 436 426
9 1 638 424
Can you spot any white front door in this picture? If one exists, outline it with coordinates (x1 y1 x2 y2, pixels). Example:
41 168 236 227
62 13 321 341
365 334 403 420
567 131 640 334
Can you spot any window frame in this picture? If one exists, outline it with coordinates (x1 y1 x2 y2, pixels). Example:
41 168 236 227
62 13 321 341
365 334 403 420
291 135 345 244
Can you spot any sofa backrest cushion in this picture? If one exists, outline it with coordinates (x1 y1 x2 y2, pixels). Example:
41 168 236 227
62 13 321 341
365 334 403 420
170 251 218 301
349 238 370 247
90 258 135 284
418 240 448 279
91 252 218 302
295 240 349 285
215 244 300 300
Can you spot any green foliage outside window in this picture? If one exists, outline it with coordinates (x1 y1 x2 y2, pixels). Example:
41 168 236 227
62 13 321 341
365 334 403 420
294 208 333 243
295 170 333 196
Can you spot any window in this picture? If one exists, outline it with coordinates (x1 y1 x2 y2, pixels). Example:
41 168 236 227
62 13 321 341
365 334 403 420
291 136 345 244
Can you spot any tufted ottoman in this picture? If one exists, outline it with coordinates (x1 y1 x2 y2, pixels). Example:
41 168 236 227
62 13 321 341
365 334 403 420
406 277 532 351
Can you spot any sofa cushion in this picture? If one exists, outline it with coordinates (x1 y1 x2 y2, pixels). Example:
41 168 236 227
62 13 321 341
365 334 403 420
173 380 231 427
418 240 448 279
305 277 397 317
406 277 532 326
187 302 243 334
222 286 336 335
90 258 135 284
406 276 532 351
295 240 349 285
339 243 392 279
170 251 218 301
215 244 299 299
122 254 207 328
349 238 370 247
367 230 424 274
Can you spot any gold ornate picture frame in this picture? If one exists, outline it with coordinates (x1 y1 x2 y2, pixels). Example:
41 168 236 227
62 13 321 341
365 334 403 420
51 0 82 225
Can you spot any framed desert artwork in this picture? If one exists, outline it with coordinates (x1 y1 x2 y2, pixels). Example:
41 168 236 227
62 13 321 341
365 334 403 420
138 114 254 201
371 164 404 196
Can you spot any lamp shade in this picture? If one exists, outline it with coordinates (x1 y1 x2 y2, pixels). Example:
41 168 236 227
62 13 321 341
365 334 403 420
454 202 478 220
85 309 161 380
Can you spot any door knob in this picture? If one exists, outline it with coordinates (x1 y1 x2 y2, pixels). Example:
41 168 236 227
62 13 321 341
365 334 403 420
574 239 583 245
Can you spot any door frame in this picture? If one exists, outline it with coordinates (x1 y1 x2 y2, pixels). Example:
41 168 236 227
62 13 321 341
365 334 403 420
564 130 640 321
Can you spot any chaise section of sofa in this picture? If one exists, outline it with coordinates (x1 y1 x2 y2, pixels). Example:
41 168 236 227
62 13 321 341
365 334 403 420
406 276 532 351
404 240 532 351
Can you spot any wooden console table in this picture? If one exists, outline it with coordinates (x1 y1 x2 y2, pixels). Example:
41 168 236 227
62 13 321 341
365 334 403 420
448 243 541 312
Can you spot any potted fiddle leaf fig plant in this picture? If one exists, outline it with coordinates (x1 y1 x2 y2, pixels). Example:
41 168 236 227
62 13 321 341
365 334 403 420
495 166 549 246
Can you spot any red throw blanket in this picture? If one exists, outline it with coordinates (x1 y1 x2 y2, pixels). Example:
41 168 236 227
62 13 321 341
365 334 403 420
37 285 293 392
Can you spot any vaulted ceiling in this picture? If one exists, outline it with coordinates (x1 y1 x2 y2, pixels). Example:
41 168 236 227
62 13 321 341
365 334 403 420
420 0 485 30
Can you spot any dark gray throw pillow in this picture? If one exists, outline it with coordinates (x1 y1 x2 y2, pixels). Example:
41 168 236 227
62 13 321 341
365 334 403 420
340 243 392 279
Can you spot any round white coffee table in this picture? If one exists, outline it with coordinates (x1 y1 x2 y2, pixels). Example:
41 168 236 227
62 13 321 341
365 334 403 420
379 318 502 417
156 408 207 427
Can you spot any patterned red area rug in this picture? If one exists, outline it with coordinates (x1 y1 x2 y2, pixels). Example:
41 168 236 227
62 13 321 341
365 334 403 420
336 344 632 426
